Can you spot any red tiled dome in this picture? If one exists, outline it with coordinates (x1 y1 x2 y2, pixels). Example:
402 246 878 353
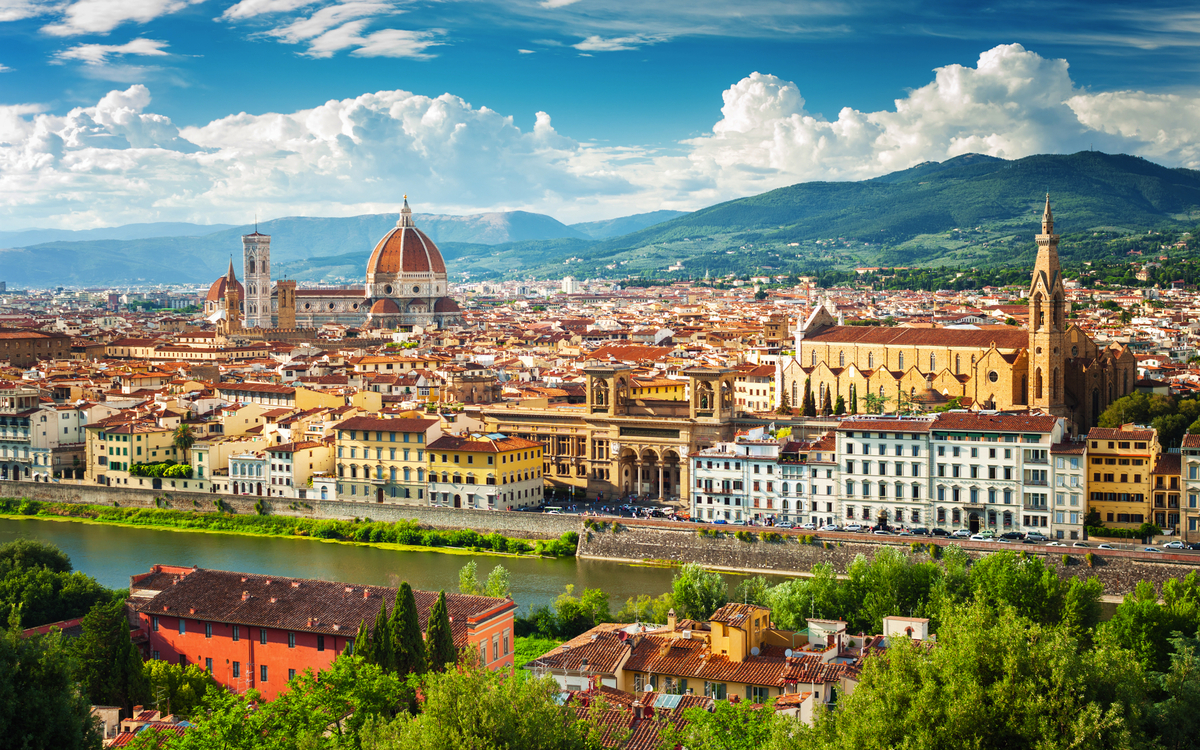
370 299 401 314
206 275 244 303
433 297 460 313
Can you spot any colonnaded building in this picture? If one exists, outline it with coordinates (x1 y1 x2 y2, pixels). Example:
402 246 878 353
781 198 1136 430
203 197 462 331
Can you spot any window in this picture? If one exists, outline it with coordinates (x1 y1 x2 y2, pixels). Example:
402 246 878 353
260 628 268 645
233 661 240 678
205 657 213 673
317 635 325 652
205 622 212 639
261 665 268 683
232 625 239 641
289 669 296 681
288 632 295 648
179 618 186 635
153 616 159 632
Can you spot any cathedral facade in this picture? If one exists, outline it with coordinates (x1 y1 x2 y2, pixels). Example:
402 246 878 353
781 199 1136 430
204 198 462 331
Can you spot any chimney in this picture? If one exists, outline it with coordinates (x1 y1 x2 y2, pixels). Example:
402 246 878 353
363 590 369 599
667 608 677 631
242 591 249 601
632 701 643 721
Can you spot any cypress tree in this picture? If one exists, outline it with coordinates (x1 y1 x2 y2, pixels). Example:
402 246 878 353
371 597 394 672
850 383 859 414
391 582 427 675
822 388 832 416
353 617 371 661
425 591 457 672
802 378 817 417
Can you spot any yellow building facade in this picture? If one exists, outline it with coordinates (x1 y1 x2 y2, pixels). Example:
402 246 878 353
334 416 439 503
426 434 544 510
1085 425 1159 530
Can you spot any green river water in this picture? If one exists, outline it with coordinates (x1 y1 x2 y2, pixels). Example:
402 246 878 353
0 517 781 614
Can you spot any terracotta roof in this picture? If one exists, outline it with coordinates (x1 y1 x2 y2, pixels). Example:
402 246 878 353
128 567 513 644
427 434 541 453
1182 434 1200 449
708 602 767 628
931 413 1060 432
1087 427 1155 441
335 415 437 433
1153 453 1181 475
433 297 461 313
370 299 401 314
366 221 446 276
839 419 933 433
804 325 1029 349
1051 441 1087 454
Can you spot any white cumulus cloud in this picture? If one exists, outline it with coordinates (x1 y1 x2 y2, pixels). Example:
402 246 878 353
3 44 1200 229
53 38 170 65
0 0 51 22
42 0 207 36
221 0 321 20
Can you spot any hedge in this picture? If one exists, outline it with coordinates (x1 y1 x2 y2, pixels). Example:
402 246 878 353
0 498 577 558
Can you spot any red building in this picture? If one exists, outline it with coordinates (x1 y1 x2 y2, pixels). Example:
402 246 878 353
129 565 517 700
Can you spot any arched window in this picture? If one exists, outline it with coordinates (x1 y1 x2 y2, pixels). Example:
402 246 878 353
971 354 976 366
811 351 817 366
955 354 960 374
868 352 875 369
792 381 799 405
1053 367 1060 400
839 350 845 366
930 352 936 371
349 466 357 479
898 353 904 370
781 482 789 495
879 385 885 399
1035 368 1043 400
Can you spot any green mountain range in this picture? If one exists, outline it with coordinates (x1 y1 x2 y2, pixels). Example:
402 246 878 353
3 151 1198 287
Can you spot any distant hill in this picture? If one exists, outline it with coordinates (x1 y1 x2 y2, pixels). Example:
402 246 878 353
6 152 1199 286
0 222 237 248
570 210 687 239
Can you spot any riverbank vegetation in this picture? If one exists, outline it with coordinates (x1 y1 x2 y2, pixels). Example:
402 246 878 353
0 497 578 558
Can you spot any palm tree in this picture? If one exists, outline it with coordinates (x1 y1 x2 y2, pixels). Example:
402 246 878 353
171 424 195 458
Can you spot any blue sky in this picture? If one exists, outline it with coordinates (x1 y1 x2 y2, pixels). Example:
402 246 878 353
1 0 1199 229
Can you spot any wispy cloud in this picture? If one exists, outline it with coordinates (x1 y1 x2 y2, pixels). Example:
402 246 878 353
0 0 52 22
42 0 206 37
540 0 581 7
517 48 534 54
0 63 10 72
53 38 170 65
221 0 322 21
573 34 662 51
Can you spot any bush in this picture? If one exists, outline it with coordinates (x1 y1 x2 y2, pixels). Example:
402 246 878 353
735 530 755 542
1086 552 1096 567
762 532 783 543
1062 554 1070 566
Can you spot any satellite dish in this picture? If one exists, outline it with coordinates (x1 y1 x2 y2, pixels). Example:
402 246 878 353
750 647 760 656
785 649 793 657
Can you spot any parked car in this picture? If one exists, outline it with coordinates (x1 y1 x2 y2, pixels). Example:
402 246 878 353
800 522 817 530
995 537 1012 543
896 529 914 536
1144 547 1163 553
872 529 893 536
1000 532 1025 540
968 533 990 541
907 527 929 536
776 521 794 529
1072 542 1090 548
844 523 863 532
712 519 728 525
1025 532 1049 543
930 528 950 537
951 529 973 538
1187 543 1200 551
821 524 841 532
1097 544 1115 549
978 529 997 539
1046 541 1065 547
1163 541 1186 549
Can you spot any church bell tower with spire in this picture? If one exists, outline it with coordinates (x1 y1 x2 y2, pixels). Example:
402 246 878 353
1028 195 1068 417
242 219 271 329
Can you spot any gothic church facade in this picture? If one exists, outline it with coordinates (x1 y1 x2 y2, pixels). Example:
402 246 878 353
780 199 1136 430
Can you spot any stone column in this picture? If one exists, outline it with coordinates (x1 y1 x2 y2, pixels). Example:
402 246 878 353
658 463 665 501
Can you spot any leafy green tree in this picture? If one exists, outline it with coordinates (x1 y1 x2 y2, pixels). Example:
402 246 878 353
614 592 675 624
1099 393 1152 428
72 598 148 713
806 602 1147 750
767 562 843 630
833 394 846 415
0 611 103 750
0 538 72 573
1147 632 1200 750
143 660 220 718
661 693 783 750
733 576 772 608
484 565 511 599
391 582 427 676
360 664 600 750
776 389 791 415
672 563 728 620
458 561 481 596
425 591 457 672
553 585 611 637
354 617 372 664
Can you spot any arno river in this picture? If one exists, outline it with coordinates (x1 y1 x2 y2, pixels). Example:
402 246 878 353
0 517 782 613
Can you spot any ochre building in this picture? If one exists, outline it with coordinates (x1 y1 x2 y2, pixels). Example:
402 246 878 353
782 199 1135 430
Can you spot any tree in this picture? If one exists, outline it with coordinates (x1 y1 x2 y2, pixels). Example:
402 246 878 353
834 394 846 415
802 378 816 417
821 388 833 416
672 563 728 620
484 566 511 599
360 664 599 750
660 693 783 750
0 611 103 750
354 617 372 664
371 597 394 673
425 591 457 672
143 660 220 718
391 582 427 677
73 598 148 713
458 561 482 596
171 424 195 456
863 391 889 415
849 383 858 415
776 389 792 415
733 576 772 607
0 538 72 574
1148 633 1200 750
553 585 611 638
806 602 1146 750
